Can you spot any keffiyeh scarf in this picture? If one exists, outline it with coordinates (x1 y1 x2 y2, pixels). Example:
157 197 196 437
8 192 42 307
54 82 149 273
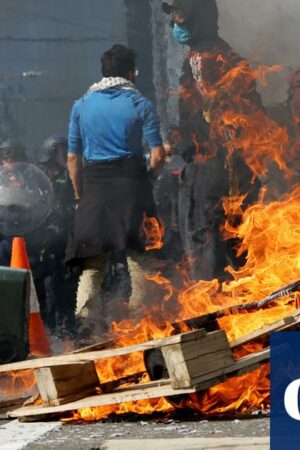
88 76 139 93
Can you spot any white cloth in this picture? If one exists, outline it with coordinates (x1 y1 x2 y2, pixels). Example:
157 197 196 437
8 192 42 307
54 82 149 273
88 76 139 93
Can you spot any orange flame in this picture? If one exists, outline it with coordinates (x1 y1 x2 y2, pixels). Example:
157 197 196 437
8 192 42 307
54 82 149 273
72 397 174 422
184 50 291 178
177 187 300 325
5 50 299 423
73 183 300 421
0 370 35 401
142 214 165 251
58 50 300 420
196 364 270 415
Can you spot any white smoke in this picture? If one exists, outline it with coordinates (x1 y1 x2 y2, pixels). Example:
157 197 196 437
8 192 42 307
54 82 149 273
217 0 300 105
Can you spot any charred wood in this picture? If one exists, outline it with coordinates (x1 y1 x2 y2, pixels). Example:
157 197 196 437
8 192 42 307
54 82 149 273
173 279 300 333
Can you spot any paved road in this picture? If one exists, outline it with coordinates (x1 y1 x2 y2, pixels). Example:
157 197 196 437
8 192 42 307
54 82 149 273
0 416 269 449
103 437 269 449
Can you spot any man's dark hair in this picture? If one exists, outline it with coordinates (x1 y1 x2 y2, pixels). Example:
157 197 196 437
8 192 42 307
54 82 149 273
101 45 137 78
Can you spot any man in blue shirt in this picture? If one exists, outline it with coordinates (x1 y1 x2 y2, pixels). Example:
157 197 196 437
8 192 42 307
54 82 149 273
66 44 165 337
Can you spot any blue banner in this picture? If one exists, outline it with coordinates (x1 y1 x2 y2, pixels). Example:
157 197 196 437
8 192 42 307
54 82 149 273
271 332 300 449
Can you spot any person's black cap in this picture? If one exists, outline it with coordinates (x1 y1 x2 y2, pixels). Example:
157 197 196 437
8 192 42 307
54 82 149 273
161 1 192 16
161 2 175 14
161 1 185 14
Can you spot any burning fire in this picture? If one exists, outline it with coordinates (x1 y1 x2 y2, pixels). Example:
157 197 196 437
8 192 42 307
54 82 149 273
191 364 270 415
0 370 36 402
72 397 174 422
69 51 300 420
177 186 300 330
69 50 300 420
142 214 165 251
71 183 299 421
189 50 291 178
3 52 299 422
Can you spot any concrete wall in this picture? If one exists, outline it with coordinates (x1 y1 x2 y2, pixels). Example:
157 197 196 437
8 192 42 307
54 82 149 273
151 0 187 137
0 0 127 159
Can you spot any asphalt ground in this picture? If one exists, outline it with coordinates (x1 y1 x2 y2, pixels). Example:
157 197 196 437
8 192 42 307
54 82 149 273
0 413 269 450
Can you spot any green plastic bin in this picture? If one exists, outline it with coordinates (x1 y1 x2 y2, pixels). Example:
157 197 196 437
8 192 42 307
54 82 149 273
0 266 30 363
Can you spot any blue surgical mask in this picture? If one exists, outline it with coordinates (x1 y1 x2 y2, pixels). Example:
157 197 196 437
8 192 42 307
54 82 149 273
172 23 191 44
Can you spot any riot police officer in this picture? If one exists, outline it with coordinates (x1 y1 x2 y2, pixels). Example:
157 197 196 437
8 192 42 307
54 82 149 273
0 139 29 266
36 135 77 336
0 138 28 167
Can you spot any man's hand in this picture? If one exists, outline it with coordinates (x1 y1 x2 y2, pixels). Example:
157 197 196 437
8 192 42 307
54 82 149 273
67 153 83 200
149 146 166 179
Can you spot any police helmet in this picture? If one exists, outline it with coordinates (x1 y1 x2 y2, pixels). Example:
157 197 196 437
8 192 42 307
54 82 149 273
0 138 28 163
40 135 68 163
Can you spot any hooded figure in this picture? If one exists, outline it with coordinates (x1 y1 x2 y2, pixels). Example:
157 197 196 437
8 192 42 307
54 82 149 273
162 0 262 280
162 0 219 46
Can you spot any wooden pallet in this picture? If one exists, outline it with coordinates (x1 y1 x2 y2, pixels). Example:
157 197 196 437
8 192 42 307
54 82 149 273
8 334 268 419
3 307 300 420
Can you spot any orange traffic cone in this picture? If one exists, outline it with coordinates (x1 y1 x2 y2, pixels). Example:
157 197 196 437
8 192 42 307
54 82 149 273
10 237 51 356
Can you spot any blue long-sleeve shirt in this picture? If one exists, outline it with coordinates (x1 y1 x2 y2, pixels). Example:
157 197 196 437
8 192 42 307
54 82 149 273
68 88 162 161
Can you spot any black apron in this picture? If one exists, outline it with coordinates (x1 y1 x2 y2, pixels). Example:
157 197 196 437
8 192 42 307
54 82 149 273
65 156 156 267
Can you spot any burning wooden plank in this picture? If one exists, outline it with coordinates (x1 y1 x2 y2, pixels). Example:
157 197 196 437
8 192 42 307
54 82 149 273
161 330 233 389
9 345 269 420
0 330 207 372
230 307 300 348
3 307 300 421
34 363 99 407
3 329 269 420
9 380 194 419
173 280 300 333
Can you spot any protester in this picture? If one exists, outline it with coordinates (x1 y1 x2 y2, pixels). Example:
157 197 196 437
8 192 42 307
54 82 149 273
162 0 261 281
66 44 165 337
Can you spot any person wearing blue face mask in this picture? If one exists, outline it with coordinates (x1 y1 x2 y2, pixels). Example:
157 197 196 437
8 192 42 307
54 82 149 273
172 23 191 45
162 0 220 49
161 0 263 282
162 4 191 45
